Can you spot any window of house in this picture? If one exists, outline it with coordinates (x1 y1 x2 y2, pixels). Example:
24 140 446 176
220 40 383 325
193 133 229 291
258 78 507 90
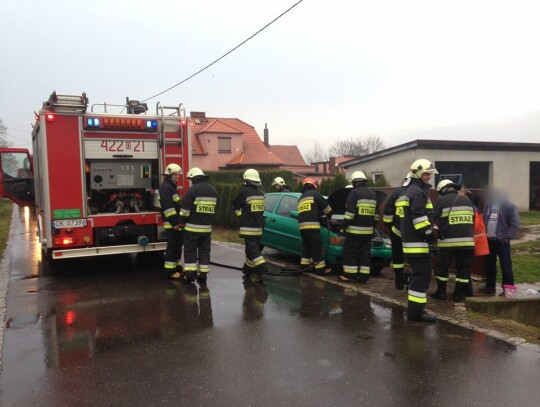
218 137 231 153
372 172 384 184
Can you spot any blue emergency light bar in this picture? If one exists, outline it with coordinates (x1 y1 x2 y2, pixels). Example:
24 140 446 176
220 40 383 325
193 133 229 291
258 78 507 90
83 116 158 132
146 120 158 129
87 118 100 127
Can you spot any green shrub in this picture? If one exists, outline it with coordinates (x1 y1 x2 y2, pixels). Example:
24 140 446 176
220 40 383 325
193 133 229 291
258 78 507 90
214 183 241 228
0 199 13 255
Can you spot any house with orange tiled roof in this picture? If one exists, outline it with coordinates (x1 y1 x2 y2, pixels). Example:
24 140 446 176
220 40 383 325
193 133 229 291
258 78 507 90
266 143 316 178
188 112 350 183
190 112 284 171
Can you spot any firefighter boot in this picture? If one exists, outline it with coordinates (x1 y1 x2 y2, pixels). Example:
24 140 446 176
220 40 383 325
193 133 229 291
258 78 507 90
395 270 404 290
317 267 333 276
453 282 473 302
407 301 436 323
197 272 208 285
357 275 369 284
252 263 267 283
242 263 251 280
184 270 197 283
169 265 184 280
431 280 447 300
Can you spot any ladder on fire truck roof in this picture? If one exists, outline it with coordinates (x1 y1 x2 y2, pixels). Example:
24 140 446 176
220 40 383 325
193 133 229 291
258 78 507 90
156 102 189 178
156 102 186 148
156 102 186 119
43 91 88 113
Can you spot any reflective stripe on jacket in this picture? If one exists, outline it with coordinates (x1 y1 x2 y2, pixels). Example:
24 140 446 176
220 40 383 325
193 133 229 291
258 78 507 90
343 185 379 235
298 189 331 230
179 181 218 234
159 177 181 229
434 191 475 250
232 184 265 237
382 186 405 237
397 179 434 257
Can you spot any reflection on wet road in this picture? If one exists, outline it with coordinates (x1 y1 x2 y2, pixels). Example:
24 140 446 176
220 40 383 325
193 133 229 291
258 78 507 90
0 207 539 406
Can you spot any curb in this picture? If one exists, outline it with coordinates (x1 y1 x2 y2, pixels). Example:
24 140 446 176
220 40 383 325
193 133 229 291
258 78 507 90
217 240 540 352
308 273 540 353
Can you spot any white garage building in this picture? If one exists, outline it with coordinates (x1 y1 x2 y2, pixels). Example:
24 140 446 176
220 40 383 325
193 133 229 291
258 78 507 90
339 139 540 211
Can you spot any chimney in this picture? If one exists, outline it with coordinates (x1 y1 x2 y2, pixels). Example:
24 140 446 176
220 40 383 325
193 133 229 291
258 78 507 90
190 111 206 118
263 123 269 147
329 157 337 174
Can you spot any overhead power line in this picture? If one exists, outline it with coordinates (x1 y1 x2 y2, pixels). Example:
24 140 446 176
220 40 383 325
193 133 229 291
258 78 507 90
142 0 304 102
6 127 31 133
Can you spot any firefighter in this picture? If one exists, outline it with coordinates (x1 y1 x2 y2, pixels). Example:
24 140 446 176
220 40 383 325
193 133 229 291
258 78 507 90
232 169 267 282
382 177 409 290
298 178 332 275
432 179 475 301
179 167 218 284
338 171 379 283
159 163 183 279
396 159 438 322
272 177 291 192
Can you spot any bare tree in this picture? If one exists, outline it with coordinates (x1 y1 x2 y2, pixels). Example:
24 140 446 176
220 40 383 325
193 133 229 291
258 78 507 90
362 134 386 154
0 118 10 147
328 134 386 157
302 141 329 164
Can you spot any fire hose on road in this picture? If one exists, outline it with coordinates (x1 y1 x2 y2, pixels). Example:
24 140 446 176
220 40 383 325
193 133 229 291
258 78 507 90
209 260 306 277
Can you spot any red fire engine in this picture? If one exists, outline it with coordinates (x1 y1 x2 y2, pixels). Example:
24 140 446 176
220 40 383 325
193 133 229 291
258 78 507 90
0 91 191 262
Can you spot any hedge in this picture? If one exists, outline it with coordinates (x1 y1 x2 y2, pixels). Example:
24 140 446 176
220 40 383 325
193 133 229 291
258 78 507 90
208 170 389 227
206 169 295 193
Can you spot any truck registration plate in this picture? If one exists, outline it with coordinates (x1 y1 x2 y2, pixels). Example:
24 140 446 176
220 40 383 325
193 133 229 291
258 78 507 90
53 219 87 228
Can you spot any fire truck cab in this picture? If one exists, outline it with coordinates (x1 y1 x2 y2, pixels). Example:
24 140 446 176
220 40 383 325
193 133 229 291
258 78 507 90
0 92 191 262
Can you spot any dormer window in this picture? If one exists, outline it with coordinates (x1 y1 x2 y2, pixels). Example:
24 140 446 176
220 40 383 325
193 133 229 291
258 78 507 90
218 137 232 153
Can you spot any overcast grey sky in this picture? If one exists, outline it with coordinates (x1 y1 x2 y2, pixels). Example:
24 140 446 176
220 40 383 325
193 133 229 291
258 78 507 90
2 0 540 153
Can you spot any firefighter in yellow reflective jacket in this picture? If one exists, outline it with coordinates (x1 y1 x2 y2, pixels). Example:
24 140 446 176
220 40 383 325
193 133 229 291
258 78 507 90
159 163 183 279
298 178 332 274
397 159 438 322
382 180 408 289
232 169 267 282
179 167 218 284
339 171 379 283
432 179 475 301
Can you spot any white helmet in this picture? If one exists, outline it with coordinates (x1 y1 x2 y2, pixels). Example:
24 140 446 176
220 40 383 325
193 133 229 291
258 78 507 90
243 168 261 183
436 179 461 193
187 167 206 179
164 163 182 175
272 177 286 187
408 159 438 179
350 171 367 183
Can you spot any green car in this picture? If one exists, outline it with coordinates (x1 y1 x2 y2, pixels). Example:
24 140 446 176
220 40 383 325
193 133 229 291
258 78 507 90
261 189 392 273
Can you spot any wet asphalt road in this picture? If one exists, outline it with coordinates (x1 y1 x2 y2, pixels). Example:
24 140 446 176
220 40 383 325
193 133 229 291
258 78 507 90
0 207 539 406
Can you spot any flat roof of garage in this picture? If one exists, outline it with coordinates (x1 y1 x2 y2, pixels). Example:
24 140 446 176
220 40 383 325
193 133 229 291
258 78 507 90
340 139 540 168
